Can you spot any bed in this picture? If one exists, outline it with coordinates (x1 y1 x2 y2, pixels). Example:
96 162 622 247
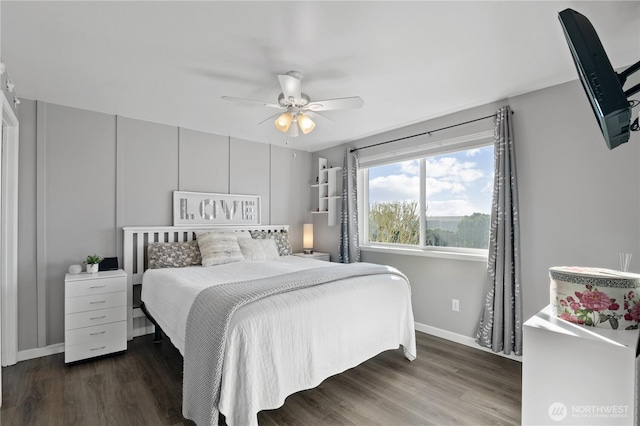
123 225 416 426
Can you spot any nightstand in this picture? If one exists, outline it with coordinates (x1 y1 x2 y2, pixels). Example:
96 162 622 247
293 252 330 262
64 269 127 363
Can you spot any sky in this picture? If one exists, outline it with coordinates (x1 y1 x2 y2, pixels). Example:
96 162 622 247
367 145 494 217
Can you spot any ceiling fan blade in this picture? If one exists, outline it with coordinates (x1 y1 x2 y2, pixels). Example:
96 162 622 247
278 74 302 103
306 96 364 111
257 111 284 125
305 110 336 123
221 96 284 109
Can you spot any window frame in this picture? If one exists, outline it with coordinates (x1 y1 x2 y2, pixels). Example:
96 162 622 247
358 131 494 260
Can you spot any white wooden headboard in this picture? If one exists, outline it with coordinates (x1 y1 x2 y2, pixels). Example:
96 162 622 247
122 225 290 339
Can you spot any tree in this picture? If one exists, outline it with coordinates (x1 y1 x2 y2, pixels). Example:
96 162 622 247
426 212 490 248
369 200 419 245
456 212 490 248
369 201 490 249
426 227 459 247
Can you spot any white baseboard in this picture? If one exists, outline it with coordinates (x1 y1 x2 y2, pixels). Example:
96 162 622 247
132 325 154 338
16 342 65 362
13 324 520 364
415 321 522 362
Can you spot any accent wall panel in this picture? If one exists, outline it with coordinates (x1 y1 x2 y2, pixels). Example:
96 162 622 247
14 100 313 353
117 117 178 227
179 128 229 193
44 104 117 345
229 137 270 224
17 99 38 351
270 145 311 253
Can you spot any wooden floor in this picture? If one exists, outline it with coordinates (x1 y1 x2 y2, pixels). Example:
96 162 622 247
1 332 521 425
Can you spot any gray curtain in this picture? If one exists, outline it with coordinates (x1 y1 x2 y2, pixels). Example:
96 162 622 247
339 148 360 263
476 105 522 356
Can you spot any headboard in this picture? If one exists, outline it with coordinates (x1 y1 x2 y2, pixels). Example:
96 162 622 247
122 224 290 339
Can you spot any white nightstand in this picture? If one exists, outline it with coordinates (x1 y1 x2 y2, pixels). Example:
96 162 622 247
293 252 330 262
64 269 127 363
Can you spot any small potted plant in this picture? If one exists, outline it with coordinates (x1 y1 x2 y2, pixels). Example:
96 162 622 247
84 254 103 273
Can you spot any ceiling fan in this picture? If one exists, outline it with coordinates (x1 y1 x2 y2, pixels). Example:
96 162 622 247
222 71 364 137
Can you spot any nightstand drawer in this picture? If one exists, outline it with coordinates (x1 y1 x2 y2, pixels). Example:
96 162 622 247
293 252 330 262
65 306 126 330
65 276 125 298
65 321 126 346
64 335 127 363
65 292 125 314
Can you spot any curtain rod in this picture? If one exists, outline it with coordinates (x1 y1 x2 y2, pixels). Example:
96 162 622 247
350 111 512 153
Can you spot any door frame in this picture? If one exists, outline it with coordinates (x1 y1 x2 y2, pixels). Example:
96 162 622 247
1 92 19 366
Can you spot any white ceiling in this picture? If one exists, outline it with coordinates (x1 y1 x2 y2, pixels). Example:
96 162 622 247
2 1 639 151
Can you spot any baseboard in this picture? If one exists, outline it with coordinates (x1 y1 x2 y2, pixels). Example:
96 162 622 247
415 321 522 362
132 325 154 338
14 324 520 363
16 342 65 362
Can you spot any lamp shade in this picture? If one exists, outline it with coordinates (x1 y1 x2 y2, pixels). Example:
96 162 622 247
303 223 314 253
274 112 293 132
297 113 316 134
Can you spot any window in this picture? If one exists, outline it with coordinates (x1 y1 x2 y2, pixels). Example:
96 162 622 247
361 142 494 253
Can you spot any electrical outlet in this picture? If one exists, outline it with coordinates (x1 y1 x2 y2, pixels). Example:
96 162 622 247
452 299 460 312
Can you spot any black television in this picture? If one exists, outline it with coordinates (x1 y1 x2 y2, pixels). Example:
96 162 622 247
558 8 640 150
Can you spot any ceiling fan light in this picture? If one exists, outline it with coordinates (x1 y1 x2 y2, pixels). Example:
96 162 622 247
275 112 293 132
287 122 299 137
298 113 316 134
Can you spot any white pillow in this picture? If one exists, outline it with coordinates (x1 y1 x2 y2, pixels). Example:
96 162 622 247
196 232 245 267
234 230 252 239
238 238 280 261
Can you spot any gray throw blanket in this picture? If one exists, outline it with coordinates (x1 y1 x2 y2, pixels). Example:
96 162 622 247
182 262 407 426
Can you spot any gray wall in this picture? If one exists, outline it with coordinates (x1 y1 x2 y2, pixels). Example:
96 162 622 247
15 77 640 351
17 100 311 350
44 104 118 345
313 78 640 341
511 80 640 324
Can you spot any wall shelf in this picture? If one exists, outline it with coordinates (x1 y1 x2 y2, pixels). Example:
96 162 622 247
312 158 341 226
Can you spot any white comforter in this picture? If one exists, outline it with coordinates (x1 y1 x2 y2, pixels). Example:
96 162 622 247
141 256 416 426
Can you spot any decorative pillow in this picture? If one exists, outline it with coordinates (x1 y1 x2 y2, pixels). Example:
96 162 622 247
196 232 245 267
238 238 280 261
207 229 252 239
249 230 292 256
234 230 253 240
147 241 202 269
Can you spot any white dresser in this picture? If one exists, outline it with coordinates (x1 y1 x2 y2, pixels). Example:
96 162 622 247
64 269 127 363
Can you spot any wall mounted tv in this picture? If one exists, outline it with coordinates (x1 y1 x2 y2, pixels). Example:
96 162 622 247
558 8 640 150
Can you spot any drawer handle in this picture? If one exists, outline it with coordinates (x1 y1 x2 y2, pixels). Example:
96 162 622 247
89 315 106 320
89 300 106 304
89 285 106 289
90 346 106 351
90 331 106 336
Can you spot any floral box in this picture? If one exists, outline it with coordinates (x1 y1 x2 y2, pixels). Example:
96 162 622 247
550 266 640 330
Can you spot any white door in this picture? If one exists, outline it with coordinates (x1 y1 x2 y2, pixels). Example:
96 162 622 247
0 121 5 406
1 93 19 374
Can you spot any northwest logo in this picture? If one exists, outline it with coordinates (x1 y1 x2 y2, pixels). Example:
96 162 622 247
548 402 567 421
